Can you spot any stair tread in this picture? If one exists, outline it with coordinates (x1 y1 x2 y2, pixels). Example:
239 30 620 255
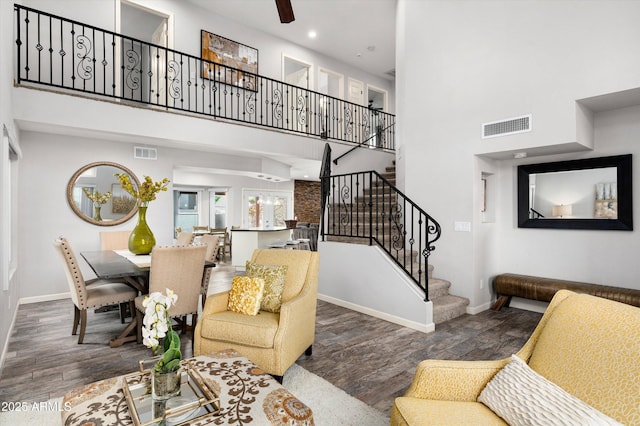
432 294 470 308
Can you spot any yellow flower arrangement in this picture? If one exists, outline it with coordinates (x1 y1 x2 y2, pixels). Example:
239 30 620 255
82 187 112 205
114 173 170 207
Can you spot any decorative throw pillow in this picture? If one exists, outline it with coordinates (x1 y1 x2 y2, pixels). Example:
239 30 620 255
478 355 622 426
245 261 288 313
227 276 265 316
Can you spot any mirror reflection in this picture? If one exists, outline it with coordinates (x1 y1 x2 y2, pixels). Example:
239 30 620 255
67 162 140 226
528 167 617 219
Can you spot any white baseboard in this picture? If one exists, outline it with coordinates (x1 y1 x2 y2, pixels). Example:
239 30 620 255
19 292 70 305
466 301 492 315
318 293 435 333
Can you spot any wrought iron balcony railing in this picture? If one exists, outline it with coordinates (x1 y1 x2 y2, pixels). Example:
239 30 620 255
14 4 395 150
320 152 442 300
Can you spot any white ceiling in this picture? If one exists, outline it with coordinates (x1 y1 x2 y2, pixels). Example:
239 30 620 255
184 0 397 81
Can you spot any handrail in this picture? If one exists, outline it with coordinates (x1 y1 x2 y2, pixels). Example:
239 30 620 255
13 4 396 150
333 120 395 165
321 170 442 300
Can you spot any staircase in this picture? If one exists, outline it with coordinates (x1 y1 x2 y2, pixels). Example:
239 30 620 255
325 162 469 325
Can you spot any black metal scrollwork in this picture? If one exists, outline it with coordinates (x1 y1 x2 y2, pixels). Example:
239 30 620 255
75 34 93 80
167 59 181 100
125 48 140 90
272 88 283 122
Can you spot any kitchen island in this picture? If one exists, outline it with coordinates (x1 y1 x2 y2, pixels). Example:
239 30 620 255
231 227 291 269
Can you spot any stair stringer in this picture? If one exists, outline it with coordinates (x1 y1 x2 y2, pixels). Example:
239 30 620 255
318 240 435 333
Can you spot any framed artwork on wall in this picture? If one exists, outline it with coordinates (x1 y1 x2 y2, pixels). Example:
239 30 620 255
201 30 258 91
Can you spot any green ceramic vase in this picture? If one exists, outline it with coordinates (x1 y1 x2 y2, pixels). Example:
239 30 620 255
128 206 155 254
93 205 102 221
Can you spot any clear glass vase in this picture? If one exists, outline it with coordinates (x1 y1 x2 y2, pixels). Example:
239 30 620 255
128 205 155 254
151 368 181 400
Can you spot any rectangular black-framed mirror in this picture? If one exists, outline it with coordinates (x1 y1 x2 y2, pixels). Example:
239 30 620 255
517 154 633 230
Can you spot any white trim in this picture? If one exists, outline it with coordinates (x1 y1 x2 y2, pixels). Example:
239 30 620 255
318 293 435 333
19 292 71 305
466 301 492 315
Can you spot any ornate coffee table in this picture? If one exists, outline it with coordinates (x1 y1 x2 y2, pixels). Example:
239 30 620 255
62 349 314 425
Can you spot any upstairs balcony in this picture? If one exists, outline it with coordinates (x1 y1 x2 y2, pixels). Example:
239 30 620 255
14 4 396 154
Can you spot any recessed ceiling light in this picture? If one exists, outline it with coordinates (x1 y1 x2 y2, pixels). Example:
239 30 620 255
356 53 362 58
308 30 317 39
514 152 527 159
303 174 309 178
367 45 376 52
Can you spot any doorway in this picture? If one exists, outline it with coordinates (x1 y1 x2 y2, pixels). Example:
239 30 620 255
117 1 173 105
283 55 313 132
367 85 388 148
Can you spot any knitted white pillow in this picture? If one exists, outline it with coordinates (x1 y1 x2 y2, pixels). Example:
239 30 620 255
478 355 622 426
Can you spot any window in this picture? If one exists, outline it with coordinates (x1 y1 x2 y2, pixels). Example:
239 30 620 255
209 190 228 229
243 189 293 228
173 190 199 231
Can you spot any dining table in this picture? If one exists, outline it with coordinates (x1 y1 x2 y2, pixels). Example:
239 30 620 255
80 249 215 348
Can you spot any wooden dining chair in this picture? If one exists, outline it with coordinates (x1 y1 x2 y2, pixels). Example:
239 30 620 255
193 225 210 232
135 245 207 343
176 231 195 245
99 230 131 250
209 227 228 262
198 234 221 308
53 237 137 344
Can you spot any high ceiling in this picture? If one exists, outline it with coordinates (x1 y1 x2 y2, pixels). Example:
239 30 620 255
184 0 397 81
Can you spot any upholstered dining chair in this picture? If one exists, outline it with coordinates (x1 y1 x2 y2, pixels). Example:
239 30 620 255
135 244 207 343
194 249 320 381
99 230 131 250
199 234 221 308
193 225 210 232
175 231 195 245
53 237 137 344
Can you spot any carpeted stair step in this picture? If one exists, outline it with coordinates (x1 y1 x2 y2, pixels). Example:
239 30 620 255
432 295 470 324
428 278 450 300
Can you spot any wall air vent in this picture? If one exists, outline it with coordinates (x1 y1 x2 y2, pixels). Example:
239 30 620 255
133 146 157 160
482 114 532 139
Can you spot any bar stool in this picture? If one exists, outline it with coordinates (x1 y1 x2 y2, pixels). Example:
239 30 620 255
268 242 287 249
285 240 301 250
297 238 311 250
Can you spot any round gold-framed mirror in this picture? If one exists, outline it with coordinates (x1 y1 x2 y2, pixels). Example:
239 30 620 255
67 162 141 226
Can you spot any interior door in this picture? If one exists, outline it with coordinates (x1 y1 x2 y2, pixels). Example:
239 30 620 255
151 20 168 106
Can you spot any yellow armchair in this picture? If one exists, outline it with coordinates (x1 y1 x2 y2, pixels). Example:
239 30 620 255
392 290 640 425
194 249 320 379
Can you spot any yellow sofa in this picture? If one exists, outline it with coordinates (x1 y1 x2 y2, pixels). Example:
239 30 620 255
194 249 320 378
391 290 640 425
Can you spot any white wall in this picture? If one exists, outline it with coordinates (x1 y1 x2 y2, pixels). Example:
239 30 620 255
16 131 294 300
318 242 433 332
496 104 640 288
398 0 640 310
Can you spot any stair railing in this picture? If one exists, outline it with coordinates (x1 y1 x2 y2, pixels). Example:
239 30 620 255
13 4 396 150
321 170 442 300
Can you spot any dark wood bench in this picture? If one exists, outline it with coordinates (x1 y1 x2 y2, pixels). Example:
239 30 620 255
491 273 640 311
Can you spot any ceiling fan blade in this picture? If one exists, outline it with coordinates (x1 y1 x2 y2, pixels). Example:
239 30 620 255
275 0 295 23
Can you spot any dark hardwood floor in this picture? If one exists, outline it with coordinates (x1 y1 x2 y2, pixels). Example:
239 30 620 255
0 260 542 417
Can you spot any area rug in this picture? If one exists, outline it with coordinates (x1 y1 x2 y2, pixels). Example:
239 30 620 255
0 364 389 426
